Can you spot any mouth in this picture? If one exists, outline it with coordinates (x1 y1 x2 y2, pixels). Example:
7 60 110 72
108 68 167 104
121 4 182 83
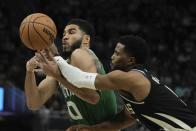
61 41 66 51
62 41 68 45
62 41 70 48
110 60 114 65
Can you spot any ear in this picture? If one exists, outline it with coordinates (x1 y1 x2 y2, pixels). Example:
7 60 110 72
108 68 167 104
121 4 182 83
81 35 90 47
127 57 136 65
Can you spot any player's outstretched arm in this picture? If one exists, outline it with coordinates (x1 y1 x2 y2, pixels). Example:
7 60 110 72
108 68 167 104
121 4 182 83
66 107 136 131
25 56 57 110
57 76 100 104
55 56 149 92
36 50 100 104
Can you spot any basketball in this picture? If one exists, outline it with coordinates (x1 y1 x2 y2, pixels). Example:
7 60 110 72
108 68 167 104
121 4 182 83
19 13 57 50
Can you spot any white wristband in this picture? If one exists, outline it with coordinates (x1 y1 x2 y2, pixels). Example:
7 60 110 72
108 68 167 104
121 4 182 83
54 56 97 90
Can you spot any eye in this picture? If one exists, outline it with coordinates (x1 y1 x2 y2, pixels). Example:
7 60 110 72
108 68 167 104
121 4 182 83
114 50 119 56
69 29 76 34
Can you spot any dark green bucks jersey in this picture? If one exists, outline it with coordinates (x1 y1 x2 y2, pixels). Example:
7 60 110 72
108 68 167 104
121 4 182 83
59 49 117 125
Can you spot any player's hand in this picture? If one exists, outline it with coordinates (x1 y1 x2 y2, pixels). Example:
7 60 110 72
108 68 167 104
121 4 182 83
48 42 59 56
66 124 93 131
35 49 62 79
26 56 39 72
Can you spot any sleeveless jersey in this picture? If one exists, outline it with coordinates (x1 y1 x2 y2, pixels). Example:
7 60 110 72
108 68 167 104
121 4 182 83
59 49 117 125
120 65 196 131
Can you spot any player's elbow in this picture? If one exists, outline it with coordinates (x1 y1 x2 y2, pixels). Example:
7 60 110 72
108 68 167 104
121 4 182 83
78 88 100 104
89 95 100 104
83 93 100 105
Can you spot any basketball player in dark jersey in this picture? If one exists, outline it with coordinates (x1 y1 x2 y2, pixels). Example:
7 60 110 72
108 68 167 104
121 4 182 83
25 19 117 128
38 35 196 131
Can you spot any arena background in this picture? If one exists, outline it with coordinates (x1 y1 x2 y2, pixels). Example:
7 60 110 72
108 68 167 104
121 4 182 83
0 0 196 130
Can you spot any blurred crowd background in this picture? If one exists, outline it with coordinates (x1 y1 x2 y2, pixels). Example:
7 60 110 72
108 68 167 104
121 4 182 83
0 0 196 130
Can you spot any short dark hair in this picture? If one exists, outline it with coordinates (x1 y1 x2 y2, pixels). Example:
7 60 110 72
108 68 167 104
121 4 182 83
118 35 150 65
67 19 95 37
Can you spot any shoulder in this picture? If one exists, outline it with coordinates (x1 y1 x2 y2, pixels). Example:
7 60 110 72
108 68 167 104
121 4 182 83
128 70 150 86
128 70 151 101
71 49 97 72
71 49 94 63
71 48 92 59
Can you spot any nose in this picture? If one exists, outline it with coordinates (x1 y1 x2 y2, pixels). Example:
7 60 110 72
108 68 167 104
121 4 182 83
62 35 68 43
111 54 114 60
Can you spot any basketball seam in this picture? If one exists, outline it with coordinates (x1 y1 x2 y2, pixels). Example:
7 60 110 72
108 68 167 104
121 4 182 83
32 15 48 23
32 15 56 34
21 21 56 34
20 24 26 40
32 22 50 49
28 16 34 50
32 15 50 50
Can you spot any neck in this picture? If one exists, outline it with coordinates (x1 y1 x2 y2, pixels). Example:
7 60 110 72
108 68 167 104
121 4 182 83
125 64 143 71
121 64 142 72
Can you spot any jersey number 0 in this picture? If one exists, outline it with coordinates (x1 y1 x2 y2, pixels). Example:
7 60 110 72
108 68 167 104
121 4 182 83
67 101 83 120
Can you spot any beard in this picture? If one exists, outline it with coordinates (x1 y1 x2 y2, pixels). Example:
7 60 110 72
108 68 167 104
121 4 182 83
110 62 123 71
61 39 82 58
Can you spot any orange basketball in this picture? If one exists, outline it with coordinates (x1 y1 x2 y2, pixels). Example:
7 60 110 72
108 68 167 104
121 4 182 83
19 13 57 50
